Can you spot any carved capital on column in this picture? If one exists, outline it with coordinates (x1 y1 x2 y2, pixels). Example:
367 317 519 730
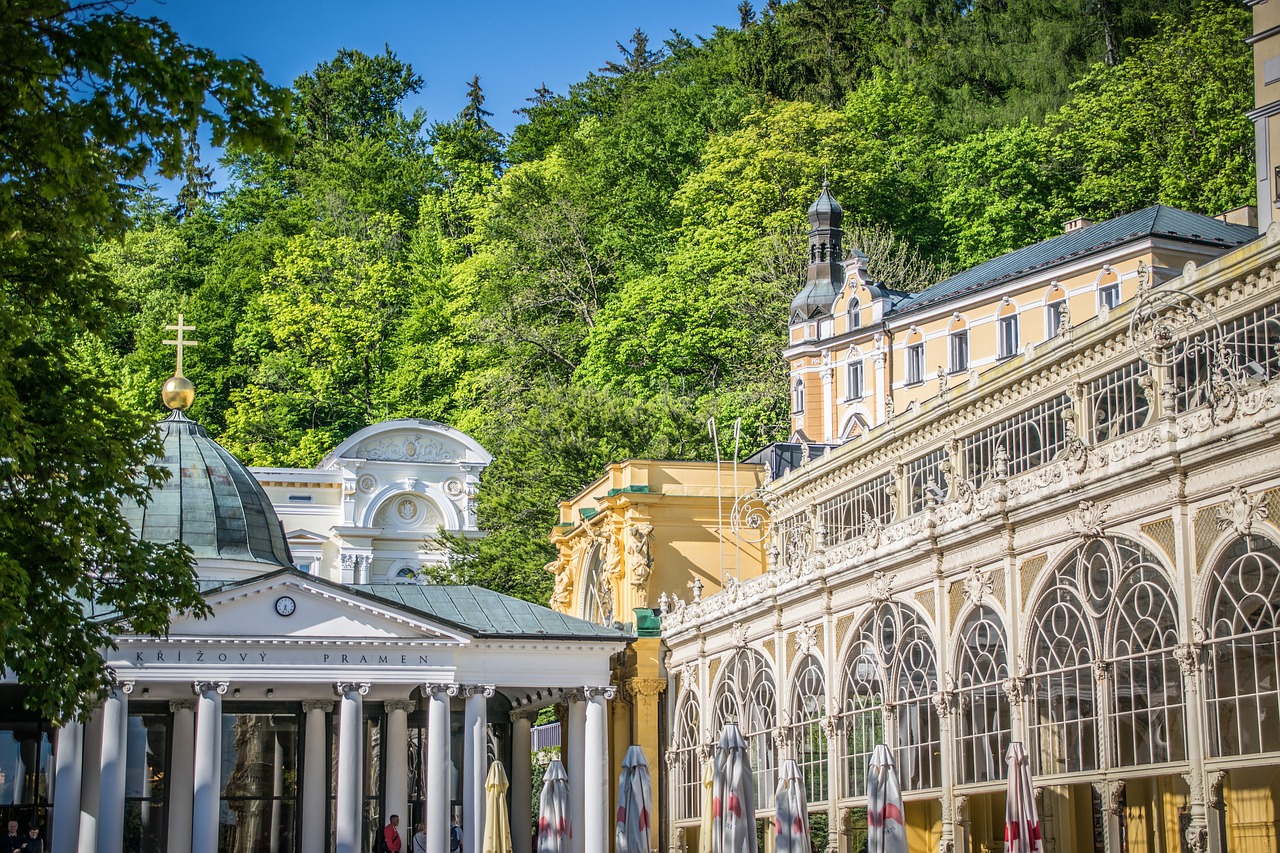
625 678 666 703
118 680 136 695
664 750 679 771
1173 642 1202 681
1184 823 1208 853
1207 770 1227 809
584 685 617 700
697 742 713 764
333 682 370 697
937 841 955 853
953 794 969 824
1182 769 1206 806
1092 659 1112 684
384 699 415 713
1094 780 1125 816
192 680 229 696
561 688 586 704
453 684 494 698
169 699 197 712
510 708 540 724
423 682 451 698
302 700 334 714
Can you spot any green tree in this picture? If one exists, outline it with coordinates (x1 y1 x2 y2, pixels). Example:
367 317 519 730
599 27 667 77
1050 0 1254 219
0 1 287 719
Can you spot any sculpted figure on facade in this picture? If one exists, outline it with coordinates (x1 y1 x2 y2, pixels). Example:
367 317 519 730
627 520 656 605
1216 484 1268 537
546 556 573 611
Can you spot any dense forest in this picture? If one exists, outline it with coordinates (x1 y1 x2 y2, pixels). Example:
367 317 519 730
96 0 1254 604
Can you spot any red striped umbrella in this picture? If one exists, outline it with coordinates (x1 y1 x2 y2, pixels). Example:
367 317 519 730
615 746 652 853
867 744 907 853
1004 742 1043 853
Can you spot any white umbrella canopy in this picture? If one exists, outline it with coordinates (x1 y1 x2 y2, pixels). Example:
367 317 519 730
483 761 513 853
712 723 758 853
615 745 653 853
773 759 810 853
866 744 908 853
1004 742 1044 853
535 758 572 853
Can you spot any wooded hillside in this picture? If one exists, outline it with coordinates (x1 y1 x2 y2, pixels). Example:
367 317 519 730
96 0 1253 603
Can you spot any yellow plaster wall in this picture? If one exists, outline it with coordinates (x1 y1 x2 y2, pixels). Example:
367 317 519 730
1224 766 1280 853
905 798 942 853
1123 775 1188 853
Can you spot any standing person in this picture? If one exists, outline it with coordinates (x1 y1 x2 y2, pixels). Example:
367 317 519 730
382 814 402 853
0 821 21 853
20 826 42 853
449 815 462 852
412 822 427 853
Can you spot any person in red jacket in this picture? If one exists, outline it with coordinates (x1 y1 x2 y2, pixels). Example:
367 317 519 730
383 815 402 853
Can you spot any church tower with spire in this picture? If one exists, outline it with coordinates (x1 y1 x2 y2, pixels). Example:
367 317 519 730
789 178 845 324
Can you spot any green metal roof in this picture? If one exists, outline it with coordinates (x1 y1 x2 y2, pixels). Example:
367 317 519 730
351 582 631 641
122 411 292 569
888 205 1259 318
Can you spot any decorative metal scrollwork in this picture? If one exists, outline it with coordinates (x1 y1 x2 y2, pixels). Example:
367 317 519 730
729 487 779 544
1128 285 1218 369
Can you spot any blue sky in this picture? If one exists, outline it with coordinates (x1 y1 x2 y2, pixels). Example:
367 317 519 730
142 0 740 191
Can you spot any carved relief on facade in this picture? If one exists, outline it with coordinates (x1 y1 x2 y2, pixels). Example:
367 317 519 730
626 520 655 605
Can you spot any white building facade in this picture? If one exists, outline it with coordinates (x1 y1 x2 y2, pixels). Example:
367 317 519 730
661 225 1280 853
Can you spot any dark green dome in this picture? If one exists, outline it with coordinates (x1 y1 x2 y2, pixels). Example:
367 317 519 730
124 410 293 569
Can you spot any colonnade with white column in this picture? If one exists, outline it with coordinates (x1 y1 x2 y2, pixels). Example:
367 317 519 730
46 679 614 853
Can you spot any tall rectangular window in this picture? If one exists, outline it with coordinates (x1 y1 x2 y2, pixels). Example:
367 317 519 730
1047 300 1066 337
998 315 1019 359
225 711 300 853
906 343 925 385
949 331 969 373
847 360 864 399
126 712 168 852
1099 282 1121 310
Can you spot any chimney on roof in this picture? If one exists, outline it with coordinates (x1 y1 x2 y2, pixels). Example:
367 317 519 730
1214 205 1258 228
1064 217 1095 233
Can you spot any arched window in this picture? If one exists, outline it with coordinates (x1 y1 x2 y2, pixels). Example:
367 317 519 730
997 300 1020 359
948 317 969 374
1204 535 1280 757
954 605 1011 784
788 655 828 802
671 692 702 820
840 604 940 797
1027 537 1184 772
793 378 806 414
905 329 925 386
1110 542 1183 766
1098 268 1121 310
580 544 612 625
1045 284 1067 338
713 649 777 806
849 297 862 332
1027 567 1099 776
391 565 418 584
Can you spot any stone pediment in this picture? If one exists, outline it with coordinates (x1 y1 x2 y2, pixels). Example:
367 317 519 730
320 420 493 468
160 573 471 644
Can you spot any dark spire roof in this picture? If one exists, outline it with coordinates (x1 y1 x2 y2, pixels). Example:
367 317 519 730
123 411 293 568
791 179 847 322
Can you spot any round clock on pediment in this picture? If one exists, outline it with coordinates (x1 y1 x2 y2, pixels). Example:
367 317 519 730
274 596 296 617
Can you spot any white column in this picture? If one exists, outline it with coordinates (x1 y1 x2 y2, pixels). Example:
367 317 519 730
384 700 414 834
334 682 369 853
509 710 536 853
582 688 612 853
301 701 332 853
193 680 228 853
167 700 196 853
76 709 103 853
51 718 83 853
96 681 132 853
425 684 451 853
458 685 493 853
565 693 586 853
820 365 834 442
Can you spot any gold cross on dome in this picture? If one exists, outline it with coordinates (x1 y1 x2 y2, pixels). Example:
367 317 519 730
163 314 199 376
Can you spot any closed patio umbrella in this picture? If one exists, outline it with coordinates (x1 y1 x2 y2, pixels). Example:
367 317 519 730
483 761 512 853
773 759 810 853
711 723 757 853
535 758 571 853
867 744 907 853
615 746 653 853
698 756 714 853
1004 742 1043 853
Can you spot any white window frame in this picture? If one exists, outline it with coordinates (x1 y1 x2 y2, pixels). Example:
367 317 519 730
793 378 805 413
949 330 969 373
906 342 925 385
847 359 864 400
1099 281 1121 310
997 314 1019 359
